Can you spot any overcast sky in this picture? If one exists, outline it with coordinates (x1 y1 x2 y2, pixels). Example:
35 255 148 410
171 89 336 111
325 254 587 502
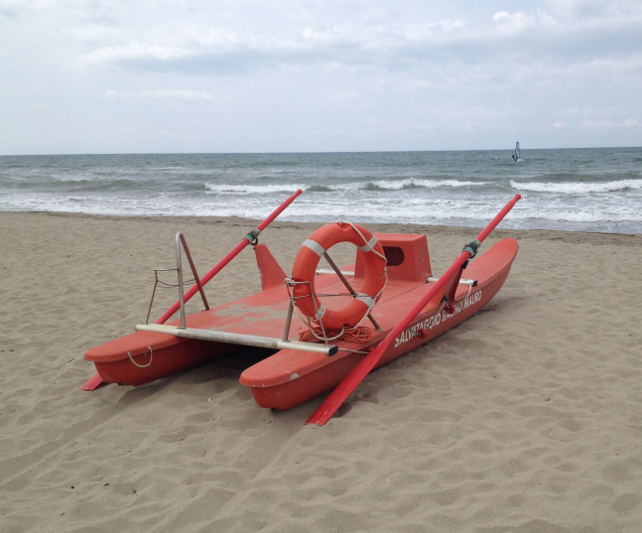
1 0 641 155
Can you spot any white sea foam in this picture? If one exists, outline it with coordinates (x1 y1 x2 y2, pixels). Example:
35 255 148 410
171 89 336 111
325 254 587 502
2 149 642 233
511 179 642 194
368 179 487 190
204 183 307 195
204 178 488 195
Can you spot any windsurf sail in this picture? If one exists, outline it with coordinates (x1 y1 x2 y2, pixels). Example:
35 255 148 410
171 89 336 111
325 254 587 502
512 142 521 162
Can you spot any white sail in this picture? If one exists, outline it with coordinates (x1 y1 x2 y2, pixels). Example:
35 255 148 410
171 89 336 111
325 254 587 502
512 142 521 162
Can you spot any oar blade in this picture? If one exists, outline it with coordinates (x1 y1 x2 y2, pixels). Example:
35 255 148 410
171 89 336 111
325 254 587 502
80 372 104 391
305 348 380 425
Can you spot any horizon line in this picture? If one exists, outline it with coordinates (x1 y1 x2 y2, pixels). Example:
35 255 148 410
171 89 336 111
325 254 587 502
1 145 641 158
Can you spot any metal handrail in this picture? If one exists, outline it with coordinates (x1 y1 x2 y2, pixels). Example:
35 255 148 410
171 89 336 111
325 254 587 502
145 232 209 328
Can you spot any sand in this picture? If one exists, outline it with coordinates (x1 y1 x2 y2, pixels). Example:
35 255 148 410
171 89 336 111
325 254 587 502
1 210 642 533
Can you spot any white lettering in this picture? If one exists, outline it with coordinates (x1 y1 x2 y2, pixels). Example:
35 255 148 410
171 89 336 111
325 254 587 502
394 289 483 348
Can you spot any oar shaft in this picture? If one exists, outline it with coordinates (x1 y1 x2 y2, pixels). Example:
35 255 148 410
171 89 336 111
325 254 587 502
307 251 469 424
475 194 521 242
156 189 302 325
306 194 521 426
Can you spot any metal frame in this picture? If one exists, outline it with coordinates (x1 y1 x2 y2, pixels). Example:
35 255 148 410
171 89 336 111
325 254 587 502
283 278 333 348
141 233 383 358
285 249 384 343
322 252 382 332
135 324 338 356
146 232 209 328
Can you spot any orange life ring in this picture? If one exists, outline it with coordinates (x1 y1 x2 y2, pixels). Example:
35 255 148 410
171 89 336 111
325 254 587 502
291 222 387 330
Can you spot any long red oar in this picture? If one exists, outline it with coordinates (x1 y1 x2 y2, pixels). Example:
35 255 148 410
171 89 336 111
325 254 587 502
81 189 302 391
306 194 521 425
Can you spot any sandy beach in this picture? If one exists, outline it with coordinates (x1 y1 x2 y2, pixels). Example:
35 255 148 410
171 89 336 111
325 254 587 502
1 210 642 533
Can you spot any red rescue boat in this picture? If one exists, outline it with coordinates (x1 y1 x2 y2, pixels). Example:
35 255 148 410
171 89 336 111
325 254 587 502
84 194 521 423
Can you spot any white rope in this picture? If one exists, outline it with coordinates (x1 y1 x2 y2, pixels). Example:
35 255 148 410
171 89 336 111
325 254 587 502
338 221 388 263
128 347 153 368
304 322 345 342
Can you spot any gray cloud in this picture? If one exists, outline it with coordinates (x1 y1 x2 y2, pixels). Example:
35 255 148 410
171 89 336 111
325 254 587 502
1 0 641 153
74 6 642 77
104 89 216 103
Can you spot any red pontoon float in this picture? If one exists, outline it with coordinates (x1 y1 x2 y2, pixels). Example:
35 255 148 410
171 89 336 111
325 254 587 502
84 194 521 424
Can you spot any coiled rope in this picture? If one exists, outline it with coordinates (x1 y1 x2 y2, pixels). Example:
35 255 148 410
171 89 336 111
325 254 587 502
298 326 374 344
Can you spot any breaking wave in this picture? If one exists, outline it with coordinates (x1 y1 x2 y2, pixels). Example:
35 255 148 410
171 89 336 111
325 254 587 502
511 179 642 194
204 178 488 195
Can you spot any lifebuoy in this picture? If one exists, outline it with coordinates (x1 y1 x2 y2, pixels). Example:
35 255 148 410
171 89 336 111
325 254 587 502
291 222 387 330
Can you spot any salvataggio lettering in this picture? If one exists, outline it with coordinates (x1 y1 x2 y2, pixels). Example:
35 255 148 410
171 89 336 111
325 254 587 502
393 290 483 348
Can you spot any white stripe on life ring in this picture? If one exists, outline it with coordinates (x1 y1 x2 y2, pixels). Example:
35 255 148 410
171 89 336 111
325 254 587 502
355 293 375 307
358 236 378 252
303 239 326 257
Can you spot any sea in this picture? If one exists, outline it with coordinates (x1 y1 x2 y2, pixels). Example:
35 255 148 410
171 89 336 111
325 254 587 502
1 148 641 234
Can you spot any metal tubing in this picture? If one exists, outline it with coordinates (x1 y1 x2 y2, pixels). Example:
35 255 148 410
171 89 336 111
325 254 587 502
135 324 338 356
283 297 295 341
175 234 186 328
316 268 354 276
427 276 477 287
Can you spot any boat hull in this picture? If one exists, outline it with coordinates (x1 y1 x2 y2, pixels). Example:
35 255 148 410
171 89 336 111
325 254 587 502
246 262 513 410
84 277 336 386
92 339 237 386
85 233 518 412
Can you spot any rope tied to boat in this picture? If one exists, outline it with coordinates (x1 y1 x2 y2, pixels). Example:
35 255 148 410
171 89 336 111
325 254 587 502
299 326 374 344
128 347 153 368
153 276 200 289
285 280 377 345
337 220 388 263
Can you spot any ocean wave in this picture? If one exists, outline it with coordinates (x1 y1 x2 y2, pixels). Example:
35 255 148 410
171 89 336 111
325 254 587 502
189 201 642 228
2 193 641 231
204 178 489 195
3 149 642 233
364 178 487 191
510 179 642 194
204 183 304 195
